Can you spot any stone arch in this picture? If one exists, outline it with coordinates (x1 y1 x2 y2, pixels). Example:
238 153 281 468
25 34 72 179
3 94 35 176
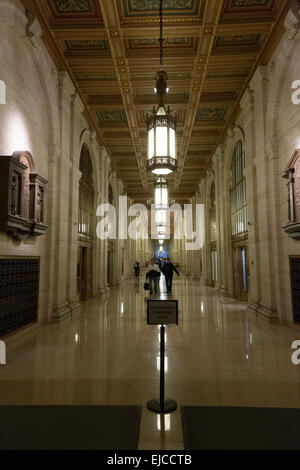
79 129 101 194
265 8 300 146
77 143 95 300
204 170 217 286
224 126 246 194
12 150 35 172
0 0 59 161
108 173 118 207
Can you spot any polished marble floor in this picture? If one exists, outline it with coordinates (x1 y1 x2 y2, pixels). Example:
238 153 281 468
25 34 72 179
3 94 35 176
0 276 300 449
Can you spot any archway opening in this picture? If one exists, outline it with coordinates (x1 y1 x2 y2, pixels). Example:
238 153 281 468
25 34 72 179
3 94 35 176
231 141 248 301
77 144 94 300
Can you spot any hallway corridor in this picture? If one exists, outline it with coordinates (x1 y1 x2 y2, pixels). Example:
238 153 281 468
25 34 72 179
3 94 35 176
1 277 300 449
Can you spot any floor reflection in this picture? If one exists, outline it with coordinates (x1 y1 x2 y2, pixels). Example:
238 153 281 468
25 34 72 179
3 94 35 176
0 277 300 450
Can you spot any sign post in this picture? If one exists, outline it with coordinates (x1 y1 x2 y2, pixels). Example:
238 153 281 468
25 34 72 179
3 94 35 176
147 299 178 414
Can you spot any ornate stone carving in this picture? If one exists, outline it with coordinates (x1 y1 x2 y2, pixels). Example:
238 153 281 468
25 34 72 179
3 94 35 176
25 10 42 48
284 0 300 40
282 149 300 239
0 152 48 241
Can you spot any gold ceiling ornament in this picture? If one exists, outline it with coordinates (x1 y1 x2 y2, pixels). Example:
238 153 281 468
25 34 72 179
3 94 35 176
146 0 177 176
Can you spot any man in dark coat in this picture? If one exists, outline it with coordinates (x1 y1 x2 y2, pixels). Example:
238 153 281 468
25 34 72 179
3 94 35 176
146 258 161 294
162 258 179 293
134 261 140 277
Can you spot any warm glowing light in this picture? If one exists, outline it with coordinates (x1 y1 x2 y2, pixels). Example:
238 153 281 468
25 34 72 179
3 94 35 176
157 355 168 372
148 127 154 159
157 414 171 431
156 126 168 156
7 110 31 155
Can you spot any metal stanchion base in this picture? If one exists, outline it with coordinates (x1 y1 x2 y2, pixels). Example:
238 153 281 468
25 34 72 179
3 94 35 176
147 399 177 414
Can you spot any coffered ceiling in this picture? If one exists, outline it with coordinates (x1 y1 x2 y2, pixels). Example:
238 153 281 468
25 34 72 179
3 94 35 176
21 0 291 203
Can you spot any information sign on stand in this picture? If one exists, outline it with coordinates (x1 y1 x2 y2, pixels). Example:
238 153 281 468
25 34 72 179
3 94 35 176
147 299 178 414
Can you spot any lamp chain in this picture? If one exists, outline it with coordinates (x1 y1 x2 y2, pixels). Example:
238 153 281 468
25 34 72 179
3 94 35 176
159 0 163 70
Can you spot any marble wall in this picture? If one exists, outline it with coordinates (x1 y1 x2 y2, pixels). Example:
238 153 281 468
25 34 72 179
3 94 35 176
198 3 300 324
0 0 127 329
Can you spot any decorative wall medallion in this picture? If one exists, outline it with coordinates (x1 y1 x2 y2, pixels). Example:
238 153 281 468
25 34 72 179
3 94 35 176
65 40 109 51
196 108 227 121
96 110 127 123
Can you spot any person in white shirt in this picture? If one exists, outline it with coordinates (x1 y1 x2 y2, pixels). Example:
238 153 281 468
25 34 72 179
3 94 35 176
146 259 161 294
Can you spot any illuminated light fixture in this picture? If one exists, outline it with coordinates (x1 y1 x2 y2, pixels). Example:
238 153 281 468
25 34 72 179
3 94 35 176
147 0 177 176
154 177 168 209
159 239 164 245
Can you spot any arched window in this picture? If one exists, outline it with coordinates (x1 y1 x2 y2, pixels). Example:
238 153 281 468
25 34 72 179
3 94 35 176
78 145 94 236
231 141 247 237
210 182 216 244
210 181 217 284
108 183 113 205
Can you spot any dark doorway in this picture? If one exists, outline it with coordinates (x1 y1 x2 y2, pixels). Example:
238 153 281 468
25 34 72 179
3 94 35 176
78 246 87 300
290 257 300 324
107 250 111 286
232 246 248 301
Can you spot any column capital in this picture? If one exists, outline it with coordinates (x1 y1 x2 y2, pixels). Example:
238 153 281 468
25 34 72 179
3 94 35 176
71 91 84 114
240 87 255 112
265 137 279 160
284 0 300 40
249 65 268 92
58 71 75 98
25 9 42 48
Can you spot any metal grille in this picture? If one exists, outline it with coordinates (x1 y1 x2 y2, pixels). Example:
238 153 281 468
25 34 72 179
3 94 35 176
290 257 300 324
0 258 39 337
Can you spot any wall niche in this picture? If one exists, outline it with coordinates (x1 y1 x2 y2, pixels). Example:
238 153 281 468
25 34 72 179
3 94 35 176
282 149 300 240
0 151 48 241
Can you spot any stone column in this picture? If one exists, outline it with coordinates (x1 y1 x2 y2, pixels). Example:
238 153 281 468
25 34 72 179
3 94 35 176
66 92 84 312
203 175 212 285
98 148 110 295
215 145 228 295
249 66 277 318
240 88 261 312
52 72 75 321
222 127 235 297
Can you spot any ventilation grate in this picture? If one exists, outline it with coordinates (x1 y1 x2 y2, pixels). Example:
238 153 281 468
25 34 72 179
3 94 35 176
0 258 39 336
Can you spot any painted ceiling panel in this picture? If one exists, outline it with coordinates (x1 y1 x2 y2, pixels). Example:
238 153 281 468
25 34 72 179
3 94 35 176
32 0 288 202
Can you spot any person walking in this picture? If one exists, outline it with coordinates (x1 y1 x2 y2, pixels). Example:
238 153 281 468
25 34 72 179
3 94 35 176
146 259 161 294
162 258 179 293
134 261 140 277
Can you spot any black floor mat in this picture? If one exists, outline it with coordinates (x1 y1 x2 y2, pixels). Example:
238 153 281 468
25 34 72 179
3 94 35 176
181 405 300 450
0 405 142 450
